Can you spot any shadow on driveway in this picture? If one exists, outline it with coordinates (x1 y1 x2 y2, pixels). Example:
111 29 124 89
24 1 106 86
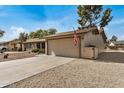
96 52 124 63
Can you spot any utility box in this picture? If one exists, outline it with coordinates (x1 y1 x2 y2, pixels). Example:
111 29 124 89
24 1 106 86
82 47 98 59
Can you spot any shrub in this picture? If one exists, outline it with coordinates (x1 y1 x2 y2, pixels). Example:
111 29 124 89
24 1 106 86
31 48 40 53
31 48 45 54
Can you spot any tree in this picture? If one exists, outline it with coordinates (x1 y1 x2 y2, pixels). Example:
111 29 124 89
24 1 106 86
29 29 45 38
77 5 113 29
19 32 28 51
29 32 36 39
0 29 5 37
100 8 113 28
48 28 57 34
110 35 117 42
29 28 57 39
44 30 49 36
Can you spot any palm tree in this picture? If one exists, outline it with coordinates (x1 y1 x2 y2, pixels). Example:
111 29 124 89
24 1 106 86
19 32 28 51
0 29 5 37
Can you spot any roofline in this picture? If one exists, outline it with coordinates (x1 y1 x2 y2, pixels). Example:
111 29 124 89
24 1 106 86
45 26 97 39
23 40 45 43
23 38 46 43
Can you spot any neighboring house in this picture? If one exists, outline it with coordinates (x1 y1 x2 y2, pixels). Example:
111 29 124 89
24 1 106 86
114 41 124 48
23 38 46 52
0 39 21 51
0 41 8 47
7 39 21 51
45 26 107 59
108 40 124 50
109 42 115 47
0 38 46 52
0 42 8 51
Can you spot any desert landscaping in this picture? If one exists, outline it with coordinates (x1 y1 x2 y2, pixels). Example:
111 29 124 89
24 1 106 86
4 51 124 88
0 5 124 88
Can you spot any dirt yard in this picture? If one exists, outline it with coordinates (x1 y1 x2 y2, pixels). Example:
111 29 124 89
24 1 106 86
5 51 124 88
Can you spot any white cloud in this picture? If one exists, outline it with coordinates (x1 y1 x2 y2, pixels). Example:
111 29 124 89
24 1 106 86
0 26 29 42
10 26 29 38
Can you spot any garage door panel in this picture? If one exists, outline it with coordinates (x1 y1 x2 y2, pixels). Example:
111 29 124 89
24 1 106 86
48 38 79 58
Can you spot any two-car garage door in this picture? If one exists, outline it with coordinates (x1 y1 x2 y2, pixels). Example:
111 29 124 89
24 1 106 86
47 38 79 58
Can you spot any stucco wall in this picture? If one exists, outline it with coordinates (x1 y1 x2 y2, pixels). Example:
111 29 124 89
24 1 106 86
6 43 21 51
83 31 105 53
82 47 98 59
46 31 105 58
47 38 79 58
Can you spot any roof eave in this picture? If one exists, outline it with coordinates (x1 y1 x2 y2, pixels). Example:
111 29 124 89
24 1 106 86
45 27 97 39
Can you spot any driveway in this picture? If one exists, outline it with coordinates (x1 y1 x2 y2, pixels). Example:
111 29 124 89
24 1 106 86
0 55 75 87
6 58 124 88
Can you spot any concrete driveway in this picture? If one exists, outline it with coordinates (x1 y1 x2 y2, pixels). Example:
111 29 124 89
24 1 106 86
0 55 75 87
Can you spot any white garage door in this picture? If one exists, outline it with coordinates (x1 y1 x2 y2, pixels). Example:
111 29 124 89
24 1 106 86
48 38 79 58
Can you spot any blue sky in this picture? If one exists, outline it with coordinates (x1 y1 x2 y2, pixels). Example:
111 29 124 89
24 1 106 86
0 5 124 41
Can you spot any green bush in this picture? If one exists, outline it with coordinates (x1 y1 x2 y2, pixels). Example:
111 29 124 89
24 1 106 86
31 49 40 53
31 48 45 54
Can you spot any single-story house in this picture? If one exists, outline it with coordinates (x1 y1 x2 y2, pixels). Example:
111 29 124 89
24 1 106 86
7 39 21 51
0 41 9 51
0 39 21 51
0 41 8 47
0 26 107 59
23 38 45 52
114 41 124 48
45 26 107 59
108 40 124 50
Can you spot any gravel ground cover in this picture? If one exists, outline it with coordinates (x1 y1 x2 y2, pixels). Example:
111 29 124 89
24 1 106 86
5 57 124 88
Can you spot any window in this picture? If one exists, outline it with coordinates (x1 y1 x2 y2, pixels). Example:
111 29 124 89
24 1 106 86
36 43 41 49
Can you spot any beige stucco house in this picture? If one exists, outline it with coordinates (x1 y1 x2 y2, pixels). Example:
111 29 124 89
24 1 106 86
7 39 21 51
45 26 107 59
0 26 107 59
0 39 21 51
